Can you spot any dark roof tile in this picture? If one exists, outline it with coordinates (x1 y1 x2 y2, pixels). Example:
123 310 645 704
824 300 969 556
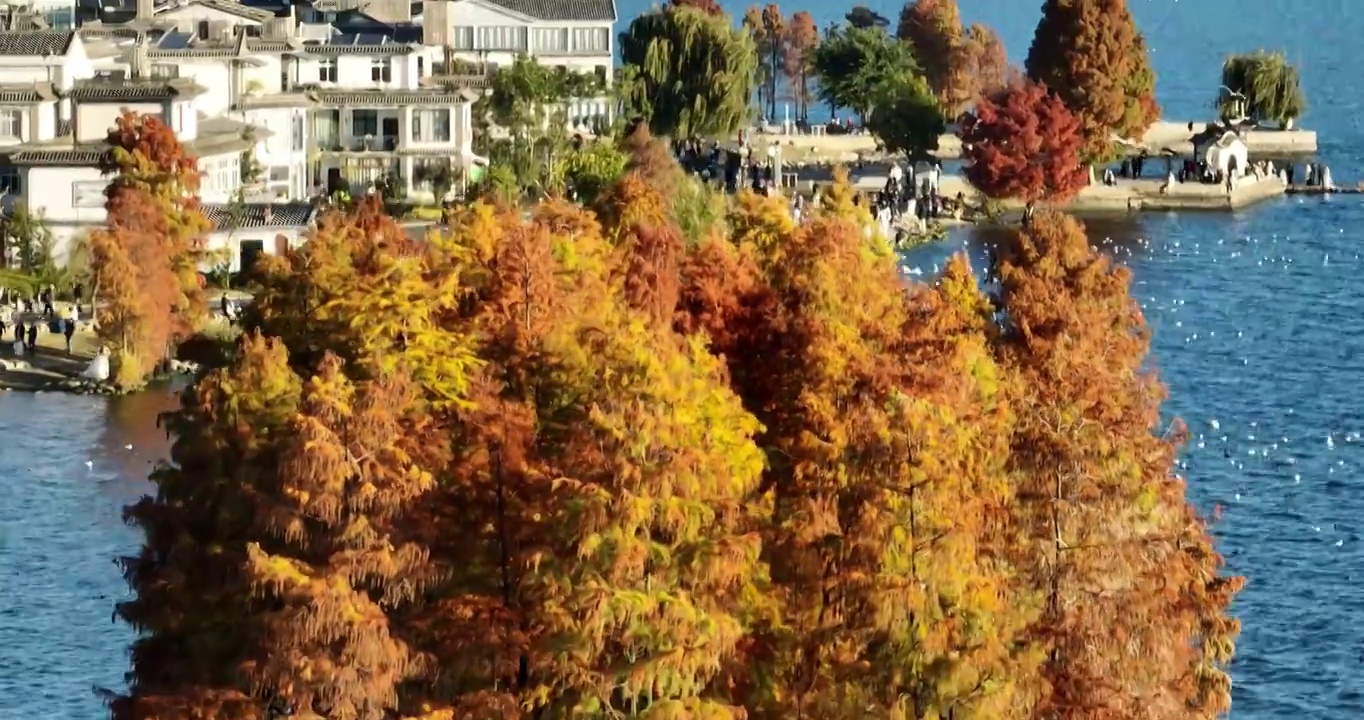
483 0 614 21
202 202 316 229
0 30 76 56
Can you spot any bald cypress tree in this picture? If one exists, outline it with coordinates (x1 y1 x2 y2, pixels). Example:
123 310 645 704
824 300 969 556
1024 0 1159 160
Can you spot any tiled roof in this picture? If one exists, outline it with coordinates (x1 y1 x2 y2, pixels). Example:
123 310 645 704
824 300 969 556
148 33 298 58
3 128 252 166
69 76 207 102
295 36 415 56
484 0 615 21
0 83 57 103
0 30 76 56
78 28 142 41
202 202 316 230
5 147 104 165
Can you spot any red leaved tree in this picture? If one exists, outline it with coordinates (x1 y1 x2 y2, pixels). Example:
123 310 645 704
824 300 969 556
959 81 1089 203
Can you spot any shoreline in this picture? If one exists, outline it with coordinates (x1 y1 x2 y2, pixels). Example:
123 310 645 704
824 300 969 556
768 119 1320 165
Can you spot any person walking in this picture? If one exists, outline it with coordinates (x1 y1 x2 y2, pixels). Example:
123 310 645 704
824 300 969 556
25 322 37 355
63 314 76 354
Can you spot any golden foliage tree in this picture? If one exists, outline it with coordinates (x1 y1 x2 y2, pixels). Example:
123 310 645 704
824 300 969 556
991 211 1242 720
1025 0 1159 160
90 111 211 386
114 160 1242 720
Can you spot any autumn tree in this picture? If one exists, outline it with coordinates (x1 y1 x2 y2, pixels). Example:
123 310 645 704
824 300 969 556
783 11 819 122
1025 0 1159 160
620 3 758 137
90 111 211 386
959 82 1088 203
965 23 1010 98
991 211 1243 720
896 0 971 114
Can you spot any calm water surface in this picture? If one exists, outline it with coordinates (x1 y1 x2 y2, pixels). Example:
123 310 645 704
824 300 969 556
7 1 1364 717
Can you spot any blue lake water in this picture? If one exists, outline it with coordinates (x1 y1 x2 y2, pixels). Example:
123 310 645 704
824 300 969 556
6 1 1364 717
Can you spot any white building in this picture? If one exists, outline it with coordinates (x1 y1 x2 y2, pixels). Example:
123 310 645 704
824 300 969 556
201 201 317 272
0 0 616 265
421 0 615 127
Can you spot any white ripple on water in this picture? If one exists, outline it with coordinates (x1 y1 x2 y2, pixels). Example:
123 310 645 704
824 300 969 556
0 394 147 720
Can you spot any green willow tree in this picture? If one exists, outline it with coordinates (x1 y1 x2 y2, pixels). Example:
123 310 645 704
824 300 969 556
1220 51 1305 126
1025 0 1159 160
619 3 758 138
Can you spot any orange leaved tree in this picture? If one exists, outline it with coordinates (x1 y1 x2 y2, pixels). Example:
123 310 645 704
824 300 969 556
991 211 1243 720
89 111 211 385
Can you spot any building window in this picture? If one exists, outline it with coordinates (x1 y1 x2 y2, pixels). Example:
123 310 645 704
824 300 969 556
269 166 290 182
371 58 392 84
532 27 566 53
411 109 450 143
477 26 525 51
451 26 473 50
571 27 609 53
0 167 20 193
151 64 178 79
0 109 22 140
291 115 304 152
352 110 379 138
319 58 337 83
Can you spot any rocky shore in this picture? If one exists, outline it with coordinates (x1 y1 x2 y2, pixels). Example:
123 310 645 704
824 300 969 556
0 355 201 395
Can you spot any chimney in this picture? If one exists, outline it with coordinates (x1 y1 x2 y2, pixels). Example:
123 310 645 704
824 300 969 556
421 0 448 47
136 0 154 21
130 42 149 79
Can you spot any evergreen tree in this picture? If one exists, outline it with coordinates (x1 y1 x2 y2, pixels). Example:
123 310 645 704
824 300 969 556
1024 0 1159 160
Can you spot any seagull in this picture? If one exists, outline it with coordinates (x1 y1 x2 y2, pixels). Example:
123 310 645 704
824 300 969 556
124 444 133 451
85 460 93 470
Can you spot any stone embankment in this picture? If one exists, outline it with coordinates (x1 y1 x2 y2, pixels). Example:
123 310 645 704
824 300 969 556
768 120 1319 166
0 356 200 395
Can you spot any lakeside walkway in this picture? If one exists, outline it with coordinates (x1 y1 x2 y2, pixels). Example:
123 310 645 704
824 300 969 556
770 120 1318 165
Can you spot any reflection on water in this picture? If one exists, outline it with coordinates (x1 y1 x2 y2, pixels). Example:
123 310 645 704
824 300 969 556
0 388 179 720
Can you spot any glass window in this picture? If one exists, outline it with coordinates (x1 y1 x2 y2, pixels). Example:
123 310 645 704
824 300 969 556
0 109 22 140
411 109 450 142
291 115 304 152
371 58 392 84
0 167 21 193
319 58 337 83
352 110 379 137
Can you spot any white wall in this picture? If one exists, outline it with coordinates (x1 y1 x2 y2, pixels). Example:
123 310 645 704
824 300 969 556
23 165 105 228
244 106 308 200
292 54 420 90
0 37 94 92
204 226 305 272
76 101 161 143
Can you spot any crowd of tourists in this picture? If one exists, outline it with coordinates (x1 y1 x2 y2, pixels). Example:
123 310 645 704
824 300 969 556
0 284 82 356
